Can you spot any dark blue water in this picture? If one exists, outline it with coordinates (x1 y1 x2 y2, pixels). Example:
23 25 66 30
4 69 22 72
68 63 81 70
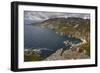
24 24 81 57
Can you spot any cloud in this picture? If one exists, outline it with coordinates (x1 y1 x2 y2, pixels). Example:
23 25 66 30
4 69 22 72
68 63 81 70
24 11 90 23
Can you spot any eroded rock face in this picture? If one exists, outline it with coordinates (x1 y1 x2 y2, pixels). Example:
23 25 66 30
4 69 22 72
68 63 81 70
44 48 89 61
39 17 90 42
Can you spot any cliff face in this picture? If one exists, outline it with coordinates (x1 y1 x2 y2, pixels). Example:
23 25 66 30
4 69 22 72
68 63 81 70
44 48 89 61
39 17 90 42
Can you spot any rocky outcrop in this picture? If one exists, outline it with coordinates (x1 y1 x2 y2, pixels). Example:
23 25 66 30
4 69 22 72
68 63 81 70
44 48 89 61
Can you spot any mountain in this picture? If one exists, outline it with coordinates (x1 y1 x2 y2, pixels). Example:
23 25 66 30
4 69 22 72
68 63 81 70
38 17 90 42
38 17 90 57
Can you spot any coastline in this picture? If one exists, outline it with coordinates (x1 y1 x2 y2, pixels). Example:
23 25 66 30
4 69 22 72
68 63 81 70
71 38 87 47
44 37 89 61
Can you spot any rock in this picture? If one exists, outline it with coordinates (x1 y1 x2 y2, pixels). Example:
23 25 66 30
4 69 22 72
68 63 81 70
44 48 89 61
44 48 65 60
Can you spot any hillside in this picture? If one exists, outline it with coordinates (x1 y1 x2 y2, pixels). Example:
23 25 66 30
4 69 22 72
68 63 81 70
39 17 90 42
39 17 90 57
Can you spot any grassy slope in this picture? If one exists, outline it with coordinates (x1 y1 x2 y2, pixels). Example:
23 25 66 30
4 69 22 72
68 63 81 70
24 53 43 62
40 18 90 57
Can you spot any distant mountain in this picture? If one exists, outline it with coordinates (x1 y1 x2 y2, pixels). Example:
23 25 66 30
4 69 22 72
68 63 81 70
37 17 90 42
41 17 88 24
24 19 44 25
39 17 89 29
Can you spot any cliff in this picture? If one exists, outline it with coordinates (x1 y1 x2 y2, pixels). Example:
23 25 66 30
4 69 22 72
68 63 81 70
44 48 89 61
39 17 90 42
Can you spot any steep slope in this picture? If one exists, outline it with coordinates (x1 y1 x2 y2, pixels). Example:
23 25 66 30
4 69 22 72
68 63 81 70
39 17 90 42
39 17 90 57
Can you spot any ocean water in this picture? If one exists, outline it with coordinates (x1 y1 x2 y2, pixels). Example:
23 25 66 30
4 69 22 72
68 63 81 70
24 24 81 57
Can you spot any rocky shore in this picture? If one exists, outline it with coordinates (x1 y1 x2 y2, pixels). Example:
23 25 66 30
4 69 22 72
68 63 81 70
44 48 89 61
44 38 89 61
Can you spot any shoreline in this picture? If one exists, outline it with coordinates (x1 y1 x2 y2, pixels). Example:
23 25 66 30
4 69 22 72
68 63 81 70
72 38 87 47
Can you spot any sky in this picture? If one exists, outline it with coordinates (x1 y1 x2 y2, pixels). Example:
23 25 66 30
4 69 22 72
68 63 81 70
24 11 90 24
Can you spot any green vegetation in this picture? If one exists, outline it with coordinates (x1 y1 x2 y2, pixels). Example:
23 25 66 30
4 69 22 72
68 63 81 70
40 18 90 39
57 27 77 32
24 52 43 62
78 42 90 56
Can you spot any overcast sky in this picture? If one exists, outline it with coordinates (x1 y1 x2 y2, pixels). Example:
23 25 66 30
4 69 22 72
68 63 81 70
24 11 90 24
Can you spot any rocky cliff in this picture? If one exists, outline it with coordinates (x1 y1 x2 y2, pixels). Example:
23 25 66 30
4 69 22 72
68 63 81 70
44 48 89 61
